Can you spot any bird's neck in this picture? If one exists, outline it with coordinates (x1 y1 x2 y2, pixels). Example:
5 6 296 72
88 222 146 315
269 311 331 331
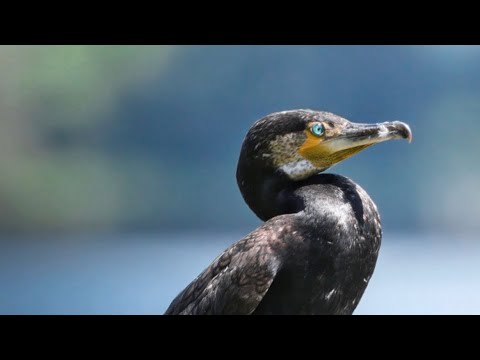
236 160 304 222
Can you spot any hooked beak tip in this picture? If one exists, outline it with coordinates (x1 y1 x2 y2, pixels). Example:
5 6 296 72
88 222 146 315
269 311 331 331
387 121 413 143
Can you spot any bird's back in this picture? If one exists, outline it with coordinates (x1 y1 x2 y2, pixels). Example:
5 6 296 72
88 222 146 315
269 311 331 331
164 216 293 315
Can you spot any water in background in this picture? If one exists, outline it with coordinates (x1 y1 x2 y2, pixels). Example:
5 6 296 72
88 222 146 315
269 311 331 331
1 232 478 315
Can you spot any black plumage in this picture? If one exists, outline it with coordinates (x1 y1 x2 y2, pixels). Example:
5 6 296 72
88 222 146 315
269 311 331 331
165 110 411 315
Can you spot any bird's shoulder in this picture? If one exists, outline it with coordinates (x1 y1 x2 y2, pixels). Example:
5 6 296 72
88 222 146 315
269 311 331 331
164 215 304 315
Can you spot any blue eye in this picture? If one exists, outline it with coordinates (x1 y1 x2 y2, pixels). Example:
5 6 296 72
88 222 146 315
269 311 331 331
310 123 325 137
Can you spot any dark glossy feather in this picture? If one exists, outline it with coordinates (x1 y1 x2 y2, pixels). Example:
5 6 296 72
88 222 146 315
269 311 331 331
165 175 381 315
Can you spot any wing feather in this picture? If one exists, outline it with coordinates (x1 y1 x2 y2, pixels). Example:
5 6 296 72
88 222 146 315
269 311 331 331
164 218 292 315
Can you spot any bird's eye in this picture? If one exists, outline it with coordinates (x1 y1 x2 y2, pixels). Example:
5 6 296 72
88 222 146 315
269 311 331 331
310 123 325 137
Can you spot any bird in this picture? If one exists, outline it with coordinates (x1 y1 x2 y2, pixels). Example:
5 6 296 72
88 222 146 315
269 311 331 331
164 109 412 315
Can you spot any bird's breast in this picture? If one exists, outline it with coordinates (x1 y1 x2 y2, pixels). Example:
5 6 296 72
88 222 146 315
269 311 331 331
254 175 383 314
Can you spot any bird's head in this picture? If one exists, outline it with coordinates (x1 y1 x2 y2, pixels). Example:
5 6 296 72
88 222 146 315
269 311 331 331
239 109 412 181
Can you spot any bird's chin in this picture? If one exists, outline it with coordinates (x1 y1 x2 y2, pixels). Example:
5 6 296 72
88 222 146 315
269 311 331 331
301 144 372 172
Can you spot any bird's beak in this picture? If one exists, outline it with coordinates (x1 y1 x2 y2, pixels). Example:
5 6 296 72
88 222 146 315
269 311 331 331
328 121 413 150
300 121 412 171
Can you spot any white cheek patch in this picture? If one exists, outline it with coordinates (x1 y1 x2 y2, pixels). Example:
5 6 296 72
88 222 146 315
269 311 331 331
279 159 317 180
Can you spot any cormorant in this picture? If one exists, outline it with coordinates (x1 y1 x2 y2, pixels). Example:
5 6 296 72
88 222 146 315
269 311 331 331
165 110 412 315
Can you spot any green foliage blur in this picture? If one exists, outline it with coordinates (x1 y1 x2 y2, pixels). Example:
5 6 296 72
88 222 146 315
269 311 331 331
1 45 479 235
0 46 175 232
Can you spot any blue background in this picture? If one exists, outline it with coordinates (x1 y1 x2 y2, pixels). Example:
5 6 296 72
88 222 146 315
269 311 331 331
1 45 479 314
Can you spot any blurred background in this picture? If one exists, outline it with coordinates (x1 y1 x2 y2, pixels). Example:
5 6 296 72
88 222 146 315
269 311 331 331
1 45 479 314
